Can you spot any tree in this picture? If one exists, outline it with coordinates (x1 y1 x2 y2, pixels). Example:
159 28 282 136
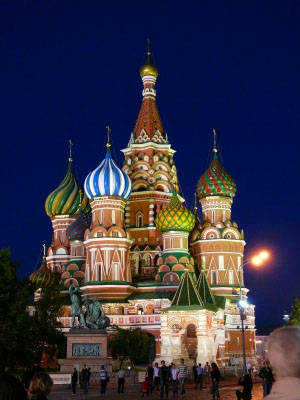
288 298 300 326
109 327 150 367
0 249 65 371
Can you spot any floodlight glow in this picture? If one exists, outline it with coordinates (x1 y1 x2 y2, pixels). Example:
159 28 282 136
252 256 262 266
259 251 270 260
239 300 249 309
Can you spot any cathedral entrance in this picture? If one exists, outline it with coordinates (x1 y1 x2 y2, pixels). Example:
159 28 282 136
184 324 197 359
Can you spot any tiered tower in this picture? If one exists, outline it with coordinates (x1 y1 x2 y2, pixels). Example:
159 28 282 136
121 48 179 277
45 146 89 274
82 132 134 299
190 131 256 364
155 192 196 283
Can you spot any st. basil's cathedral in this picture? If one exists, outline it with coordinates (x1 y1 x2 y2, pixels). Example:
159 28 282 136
31 49 256 366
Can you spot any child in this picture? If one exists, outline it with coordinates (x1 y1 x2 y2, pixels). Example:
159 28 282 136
141 379 149 396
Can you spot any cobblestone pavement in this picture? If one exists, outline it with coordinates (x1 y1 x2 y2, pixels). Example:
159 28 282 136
49 382 263 399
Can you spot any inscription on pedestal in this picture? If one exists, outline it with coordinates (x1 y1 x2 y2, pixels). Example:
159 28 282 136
72 343 102 357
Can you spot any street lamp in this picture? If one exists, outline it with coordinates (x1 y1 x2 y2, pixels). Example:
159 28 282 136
236 250 270 374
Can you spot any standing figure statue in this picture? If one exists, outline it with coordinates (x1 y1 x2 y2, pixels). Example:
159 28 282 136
84 295 110 330
69 283 87 328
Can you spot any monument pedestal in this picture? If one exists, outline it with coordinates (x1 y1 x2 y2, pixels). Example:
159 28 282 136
59 329 109 373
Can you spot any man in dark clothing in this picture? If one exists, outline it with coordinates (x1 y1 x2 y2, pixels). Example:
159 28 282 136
159 360 171 399
146 363 154 394
192 361 198 385
81 364 89 394
236 374 253 400
71 368 78 395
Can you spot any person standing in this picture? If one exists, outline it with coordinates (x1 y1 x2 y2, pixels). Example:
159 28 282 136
146 363 154 394
192 361 197 386
99 365 108 395
211 362 221 400
177 358 187 396
154 362 160 391
117 367 125 394
236 374 253 400
71 368 78 396
204 362 211 386
259 360 274 397
81 364 89 395
170 363 179 398
195 363 203 390
159 360 170 399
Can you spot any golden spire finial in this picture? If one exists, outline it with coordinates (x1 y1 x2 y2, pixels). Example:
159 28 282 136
147 38 151 56
106 125 111 151
69 139 73 162
42 243 46 259
212 129 218 155
193 192 198 214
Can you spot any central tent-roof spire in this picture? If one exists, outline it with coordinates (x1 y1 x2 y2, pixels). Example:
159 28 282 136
131 41 167 144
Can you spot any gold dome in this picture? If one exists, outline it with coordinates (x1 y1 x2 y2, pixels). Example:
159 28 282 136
140 52 158 78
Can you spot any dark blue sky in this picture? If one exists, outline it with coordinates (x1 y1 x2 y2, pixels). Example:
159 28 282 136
1 1 299 328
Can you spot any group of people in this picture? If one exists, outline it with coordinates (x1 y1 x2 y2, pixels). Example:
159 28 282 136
142 359 221 399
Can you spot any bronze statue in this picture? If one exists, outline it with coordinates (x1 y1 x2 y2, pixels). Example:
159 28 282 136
84 295 110 330
69 284 87 328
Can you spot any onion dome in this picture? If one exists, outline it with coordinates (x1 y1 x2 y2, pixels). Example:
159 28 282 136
155 192 195 232
30 258 58 289
84 134 132 200
140 47 158 78
197 130 237 199
66 212 91 241
45 161 90 218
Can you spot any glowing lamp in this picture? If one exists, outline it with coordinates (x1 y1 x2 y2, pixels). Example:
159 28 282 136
259 251 270 260
252 256 262 266
239 300 249 309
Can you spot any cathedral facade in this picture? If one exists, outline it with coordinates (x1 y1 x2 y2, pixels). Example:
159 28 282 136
33 50 256 366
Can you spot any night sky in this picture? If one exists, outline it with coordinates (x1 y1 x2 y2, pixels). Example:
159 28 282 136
1 1 299 329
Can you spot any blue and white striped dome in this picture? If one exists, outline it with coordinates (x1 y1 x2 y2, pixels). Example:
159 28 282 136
84 151 132 200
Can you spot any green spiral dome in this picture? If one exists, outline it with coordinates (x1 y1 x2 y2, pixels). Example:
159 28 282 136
155 192 195 232
45 161 90 218
30 259 58 289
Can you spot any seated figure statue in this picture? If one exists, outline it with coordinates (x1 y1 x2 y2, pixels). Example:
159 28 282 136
84 296 110 330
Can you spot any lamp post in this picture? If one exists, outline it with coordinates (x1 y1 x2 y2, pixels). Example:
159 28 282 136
235 251 270 375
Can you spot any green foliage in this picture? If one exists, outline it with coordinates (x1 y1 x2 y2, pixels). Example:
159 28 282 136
109 327 150 367
288 298 300 326
0 249 65 371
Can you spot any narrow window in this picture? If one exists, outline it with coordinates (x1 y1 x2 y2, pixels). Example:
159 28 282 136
137 215 143 227
112 210 116 225
212 270 217 285
100 210 104 225
112 231 118 238
212 210 215 223
229 270 234 284
219 255 224 270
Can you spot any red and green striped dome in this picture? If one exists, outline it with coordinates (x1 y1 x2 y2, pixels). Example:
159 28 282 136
197 154 237 199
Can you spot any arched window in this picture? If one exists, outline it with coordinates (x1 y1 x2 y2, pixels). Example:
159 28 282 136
136 211 143 227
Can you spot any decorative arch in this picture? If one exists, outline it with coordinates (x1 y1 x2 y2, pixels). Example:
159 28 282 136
222 228 240 240
107 226 125 238
132 180 148 191
56 247 66 255
202 227 221 240
172 264 185 271
152 161 170 171
158 264 170 273
163 272 180 283
143 253 152 267
155 180 172 192
165 255 178 264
